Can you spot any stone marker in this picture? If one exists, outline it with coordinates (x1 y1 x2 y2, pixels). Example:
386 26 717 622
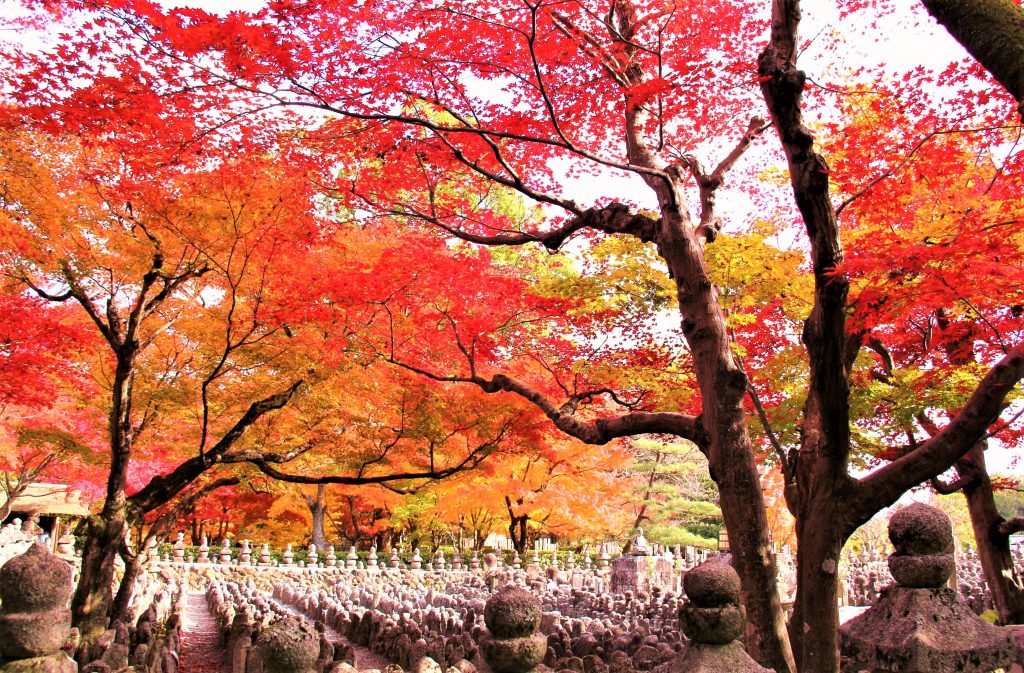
670 561 772 673
841 502 1016 673
480 587 546 673
255 616 319 673
0 542 77 673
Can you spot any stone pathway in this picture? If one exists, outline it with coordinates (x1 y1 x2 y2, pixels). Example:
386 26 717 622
179 591 231 673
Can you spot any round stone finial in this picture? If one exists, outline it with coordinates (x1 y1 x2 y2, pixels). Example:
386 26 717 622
679 562 746 645
0 542 72 611
887 503 955 588
683 561 742 606
484 587 541 638
255 616 319 673
889 503 953 555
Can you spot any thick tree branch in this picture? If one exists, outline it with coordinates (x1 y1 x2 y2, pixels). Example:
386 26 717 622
245 429 502 493
998 517 1024 536
127 380 303 514
760 2 851 482
679 116 770 241
854 346 1024 517
389 201 659 252
385 354 707 448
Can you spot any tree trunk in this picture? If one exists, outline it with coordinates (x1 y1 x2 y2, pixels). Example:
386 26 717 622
71 355 135 641
788 488 849 673
658 203 794 673
71 513 127 641
310 484 328 548
958 442 1024 623
920 0 1024 119
110 551 144 626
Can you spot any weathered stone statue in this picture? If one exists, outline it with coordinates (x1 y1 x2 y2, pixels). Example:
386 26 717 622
172 532 186 563
630 528 651 556
670 561 772 673
254 616 319 673
841 502 1016 673
480 587 546 673
0 542 77 673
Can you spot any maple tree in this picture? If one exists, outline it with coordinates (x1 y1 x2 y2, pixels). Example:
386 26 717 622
3 1 1024 671
0 290 102 520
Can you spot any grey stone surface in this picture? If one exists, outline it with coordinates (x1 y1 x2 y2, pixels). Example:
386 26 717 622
0 543 74 661
481 588 546 673
255 616 320 673
669 562 771 673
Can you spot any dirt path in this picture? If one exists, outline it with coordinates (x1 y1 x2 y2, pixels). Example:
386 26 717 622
178 591 231 673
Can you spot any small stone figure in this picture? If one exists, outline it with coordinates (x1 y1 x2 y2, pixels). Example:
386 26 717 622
283 543 294 566
239 539 252 565
389 549 401 568
255 615 319 673
347 546 358 569
411 548 423 570
258 543 272 566
368 546 378 568
172 532 186 563
630 528 651 556
326 545 337 567
56 534 75 559
219 538 233 564
307 543 318 567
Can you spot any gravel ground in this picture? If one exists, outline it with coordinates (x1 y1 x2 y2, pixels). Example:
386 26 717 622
179 592 231 673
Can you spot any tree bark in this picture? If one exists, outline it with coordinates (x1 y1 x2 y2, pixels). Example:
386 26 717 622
71 351 135 641
110 551 144 627
307 484 328 549
957 442 1024 623
920 0 1024 119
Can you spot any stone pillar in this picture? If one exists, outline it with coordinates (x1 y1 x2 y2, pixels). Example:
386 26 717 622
0 542 77 673
480 587 546 673
841 503 1016 673
669 561 771 673
220 539 233 564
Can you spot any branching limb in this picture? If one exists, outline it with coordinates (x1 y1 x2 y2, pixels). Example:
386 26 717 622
855 345 1024 518
677 116 770 242
127 380 303 514
382 352 707 448
388 201 659 252
998 517 1024 536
